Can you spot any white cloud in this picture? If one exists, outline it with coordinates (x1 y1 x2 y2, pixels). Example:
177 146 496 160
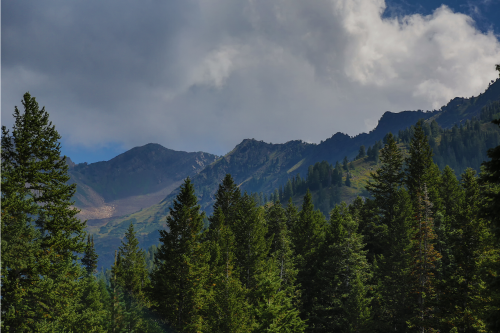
2 0 500 158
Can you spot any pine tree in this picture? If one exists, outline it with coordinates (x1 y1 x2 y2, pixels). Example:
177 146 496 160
313 204 371 332
408 186 442 332
292 190 327 325
439 169 495 332
1 93 87 331
366 133 404 223
372 189 415 332
405 120 442 213
206 208 253 333
252 259 306 332
115 223 149 301
149 178 210 332
82 234 99 276
265 201 298 289
232 192 270 293
208 174 241 241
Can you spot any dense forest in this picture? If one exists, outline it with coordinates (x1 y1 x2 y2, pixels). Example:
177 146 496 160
2 86 500 332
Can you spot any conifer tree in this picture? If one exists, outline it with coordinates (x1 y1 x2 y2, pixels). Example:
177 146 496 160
82 234 99 276
265 201 298 289
292 190 327 324
313 204 371 332
364 133 405 261
439 169 495 332
252 259 306 333
149 178 209 332
1 93 87 331
345 172 351 187
372 189 415 332
206 208 253 333
115 223 149 301
232 192 270 293
408 186 442 332
405 120 442 213
208 174 241 240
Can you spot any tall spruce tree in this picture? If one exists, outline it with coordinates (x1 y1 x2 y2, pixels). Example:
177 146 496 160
265 201 297 288
313 204 371 332
82 234 99 276
232 192 270 295
408 186 442 332
372 189 415 332
206 208 253 333
149 178 209 332
292 190 327 325
1 93 87 331
439 169 495 332
115 223 149 306
405 120 442 213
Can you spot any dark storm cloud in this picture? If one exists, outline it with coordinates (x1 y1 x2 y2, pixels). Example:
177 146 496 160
3 0 500 157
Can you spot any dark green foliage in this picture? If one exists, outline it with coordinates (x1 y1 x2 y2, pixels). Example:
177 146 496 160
115 223 149 301
372 189 414 332
1 93 87 330
312 204 371 332
405 120 442 213
357 145 366 159
292 190 327 325
232 192 270 292
206 209 253 333
439 169 494 332
149 178 209 332
82 234 99 276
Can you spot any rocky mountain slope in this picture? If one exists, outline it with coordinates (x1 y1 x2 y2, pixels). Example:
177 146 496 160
83 78 500 269
68 143 218 220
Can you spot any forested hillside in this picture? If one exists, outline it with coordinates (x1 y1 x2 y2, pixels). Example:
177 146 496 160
3 71 500 331
86 78 500 269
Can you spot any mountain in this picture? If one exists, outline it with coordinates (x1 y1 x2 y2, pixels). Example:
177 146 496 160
68 143 218 220
86 78 500 269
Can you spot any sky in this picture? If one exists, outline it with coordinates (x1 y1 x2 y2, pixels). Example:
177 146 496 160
2 0 500 164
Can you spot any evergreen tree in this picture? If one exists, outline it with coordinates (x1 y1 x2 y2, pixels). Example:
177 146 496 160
364 133 405 261
1 93 87 331
232 192 270 293
115 223 149 302
439 169 495 332
285 197 299 233
405 120 442 213
265 201 298 289
313 204 371 332
345 172 351 187
82 234 99 276
252 259 306 333
343 156 349 171
292 190 327 325
372 189 415 332
358 145 366 159
408 186 442 332
206 208 253 333
149 178 210 332
209 174 241 233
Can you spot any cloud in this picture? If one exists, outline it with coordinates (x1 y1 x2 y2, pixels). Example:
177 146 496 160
2 0 500 159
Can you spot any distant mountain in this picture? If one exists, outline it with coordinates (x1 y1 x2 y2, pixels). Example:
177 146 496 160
68 143 218 220
88 78 500 269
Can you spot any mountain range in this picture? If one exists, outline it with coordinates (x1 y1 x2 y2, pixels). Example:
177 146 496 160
70 78 500 269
